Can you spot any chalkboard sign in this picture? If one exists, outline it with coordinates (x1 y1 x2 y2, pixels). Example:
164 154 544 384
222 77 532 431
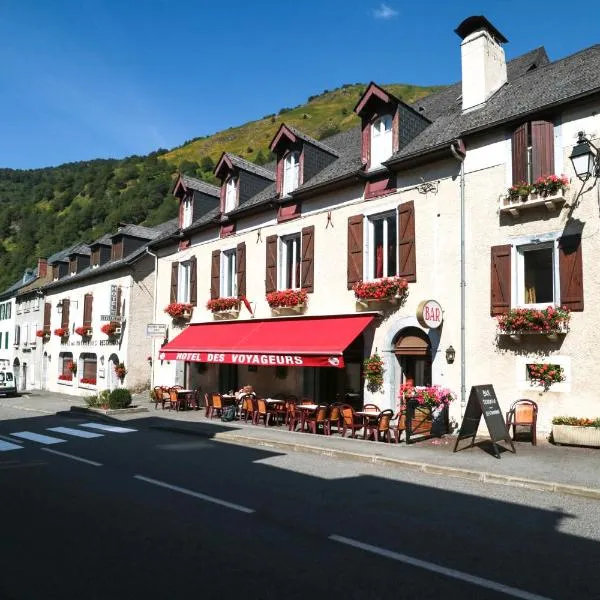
453 385 515 459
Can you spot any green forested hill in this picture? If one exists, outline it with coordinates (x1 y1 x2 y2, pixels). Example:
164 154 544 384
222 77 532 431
0 82 442 291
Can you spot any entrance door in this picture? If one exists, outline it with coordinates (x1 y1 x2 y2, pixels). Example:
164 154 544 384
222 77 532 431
394 327 432 387
22 363 27 391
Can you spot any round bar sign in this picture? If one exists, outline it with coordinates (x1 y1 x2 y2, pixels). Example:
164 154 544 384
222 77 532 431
417 299 443 329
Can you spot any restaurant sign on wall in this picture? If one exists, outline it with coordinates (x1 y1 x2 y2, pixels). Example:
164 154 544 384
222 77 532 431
158 351 344 368
416 299 443 329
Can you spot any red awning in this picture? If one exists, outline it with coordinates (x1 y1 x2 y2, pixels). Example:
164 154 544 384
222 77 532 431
158 314 375 368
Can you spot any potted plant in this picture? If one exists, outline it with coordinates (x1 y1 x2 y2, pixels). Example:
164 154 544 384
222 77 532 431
54 327 68 339
497 306 570 340
527 363 565 391
164 302 193 320
206 297 241 314
80 377 97 385
114 362 127 381
363 354 384 392
101 322 120 337
531 174 569 197
36 329 50 342
58 373 73 382
398 383 455 438
506 181 532 202
75 326 92 337
353 276 409 303
67 361 77 376
552 416 600 448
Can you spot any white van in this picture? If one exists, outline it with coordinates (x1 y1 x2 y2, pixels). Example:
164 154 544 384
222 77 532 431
0 368 16 396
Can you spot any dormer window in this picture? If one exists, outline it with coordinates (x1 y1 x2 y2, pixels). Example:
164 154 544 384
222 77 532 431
182 196 193 228
370 115 393 168
283 152 300 196
225 177 238 213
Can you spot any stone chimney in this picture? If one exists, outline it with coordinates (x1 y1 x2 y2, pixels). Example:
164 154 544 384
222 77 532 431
37 257 48 278
455 16 508 113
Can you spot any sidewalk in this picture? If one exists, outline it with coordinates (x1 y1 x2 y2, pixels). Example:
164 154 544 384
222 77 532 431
4 390 600 500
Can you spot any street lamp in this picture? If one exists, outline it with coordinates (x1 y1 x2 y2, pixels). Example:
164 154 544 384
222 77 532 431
445 345 456 364
569 131 600 182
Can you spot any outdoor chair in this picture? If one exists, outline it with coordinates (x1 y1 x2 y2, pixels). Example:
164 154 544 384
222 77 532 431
153 386 169 410
506 399 538 445
304 405 330 435
390 410 406 443
255 398 277 427
363 403 380 412
240 394 256 423
287 400 302 431
365 410 394 443
326 403 343 435
208 393 223 419
168 387 183 411
204 393 212 417
340 404 364 438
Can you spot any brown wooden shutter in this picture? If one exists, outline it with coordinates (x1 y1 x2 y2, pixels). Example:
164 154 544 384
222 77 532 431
531 120 554 180
265 235 278 294
512 123 528 184
301 226 315 293
170 262 179 303
347 215 363 289
276 158 283 196
83 294 93 327
115 286 122 316
61 299 70 330
43 302 51 333
490 245 512 315
211 250 221 300
237 242 246 297
559 234 584 311
361 118 370 167
398 201 416 282
189 255 197 306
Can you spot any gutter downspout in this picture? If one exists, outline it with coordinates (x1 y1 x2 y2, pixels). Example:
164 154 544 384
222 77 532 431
145 246 159 391
450 140 467 417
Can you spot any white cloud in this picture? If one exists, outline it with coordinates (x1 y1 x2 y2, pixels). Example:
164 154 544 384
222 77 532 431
373 3 398 19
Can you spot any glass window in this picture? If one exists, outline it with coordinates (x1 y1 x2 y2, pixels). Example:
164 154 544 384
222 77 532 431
182 197 193 228
517 243 556 307
367 213 397 280
178 262 191 303
59 352 74 379
279 234 301 290
371 115 393 168
225 177 238 213
81 353 97 383
283 151 300 196
221 250 237 297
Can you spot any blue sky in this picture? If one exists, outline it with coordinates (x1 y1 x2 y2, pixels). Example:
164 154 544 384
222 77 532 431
0 0 597 169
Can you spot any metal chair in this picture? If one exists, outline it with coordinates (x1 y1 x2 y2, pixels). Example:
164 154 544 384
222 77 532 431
506 399 538 445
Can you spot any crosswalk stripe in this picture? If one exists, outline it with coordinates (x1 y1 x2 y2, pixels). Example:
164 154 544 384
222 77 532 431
0 440 24 451
47 427 104 439
80 423 137 434
10 431 66 445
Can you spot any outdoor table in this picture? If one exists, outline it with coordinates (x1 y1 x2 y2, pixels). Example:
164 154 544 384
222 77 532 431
265 398 285 405
176 389 197 410
292 404 318 432
354 411 379 438
221 394 237 406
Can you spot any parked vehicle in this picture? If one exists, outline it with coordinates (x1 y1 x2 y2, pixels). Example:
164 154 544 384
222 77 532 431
0 368 17 396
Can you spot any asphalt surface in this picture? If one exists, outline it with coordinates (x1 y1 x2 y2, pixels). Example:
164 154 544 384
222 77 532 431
0 411 599 600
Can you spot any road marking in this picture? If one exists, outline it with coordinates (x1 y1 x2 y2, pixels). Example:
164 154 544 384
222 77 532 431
47 426 104 439
80 423 137 434
0 440 24 452
0 434 22 444
41 448 102 467
134 475 254 514
10 431 66 445
329 535 552 600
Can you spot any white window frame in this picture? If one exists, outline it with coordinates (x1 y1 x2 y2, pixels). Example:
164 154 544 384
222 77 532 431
283 151 300 196
511 232 561 309
177 261 191 303
278 233 301 290
182 196 193 228
220 249 237 298
370 114 393 168
364 211 397 281
224 177 238 213
515 355 571 393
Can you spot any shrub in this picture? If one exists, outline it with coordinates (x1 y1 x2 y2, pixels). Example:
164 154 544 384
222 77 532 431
552 416 600 427
108 388 132 409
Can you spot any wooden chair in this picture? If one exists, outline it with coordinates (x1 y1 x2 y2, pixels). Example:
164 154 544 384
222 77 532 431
326 403 343 435
240 394 256 423
363 403 380 412
204 393 212 418
390 410 406 443
304 405 330 435
287 400 302 431
153 386 169 410
340 404 364 438
208 393 223 419
365 410 394 442
301 398 314 405
271 399 287 425
168 387 183 411
506 399 538 445
255 398 277 427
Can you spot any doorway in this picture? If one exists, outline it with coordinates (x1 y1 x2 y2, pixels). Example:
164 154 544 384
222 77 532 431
394 327 431 387
22 363 27 391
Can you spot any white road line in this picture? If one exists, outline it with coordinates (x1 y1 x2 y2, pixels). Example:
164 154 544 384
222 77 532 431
0 440 24 451
329 535 552 600
47 426 104 439
0 434 23 444
134 475 254 514
40 448 102 467
80 423 137 433
10 431 66 445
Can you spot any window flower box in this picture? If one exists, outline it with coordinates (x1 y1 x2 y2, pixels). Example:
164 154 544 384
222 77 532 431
79 377 97 385
58 374 73 382
75 326 93 337
54 327 69 339
353 277 409 307
164 302 193 321
552 417 600 448
36 329 50 342
501 175 569 216
101 322 121 337
266 289 307 315
206 297 241 319
497 306 570 341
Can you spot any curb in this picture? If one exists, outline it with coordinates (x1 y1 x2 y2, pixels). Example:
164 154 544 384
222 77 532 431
150 424 600 502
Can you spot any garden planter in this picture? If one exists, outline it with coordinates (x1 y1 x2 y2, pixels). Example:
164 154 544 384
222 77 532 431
553 425 600 448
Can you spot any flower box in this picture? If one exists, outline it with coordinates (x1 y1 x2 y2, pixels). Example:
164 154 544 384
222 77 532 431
353 277 409 307
54 328 69 338
206 297 241 314
58 374 73 382
266 289 308 312
75 326 92 337
101 322 121 337
502 175 569 217
497 306 570 341
164 302 194 320
79 377 97 386
553 425 600 448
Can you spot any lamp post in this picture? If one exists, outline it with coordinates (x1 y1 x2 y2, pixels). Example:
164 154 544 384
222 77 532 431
569 131 600 182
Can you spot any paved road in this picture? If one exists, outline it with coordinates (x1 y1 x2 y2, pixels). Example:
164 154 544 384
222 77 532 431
0 411 599 600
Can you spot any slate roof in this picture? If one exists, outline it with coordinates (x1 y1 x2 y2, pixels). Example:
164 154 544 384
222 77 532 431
181 174 220 197
224 153 275 180
111 223 168 240
283 125 339 157
68 243 92 257
90 234 112 247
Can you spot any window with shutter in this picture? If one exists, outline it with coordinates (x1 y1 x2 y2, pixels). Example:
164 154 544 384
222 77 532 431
44 302 51 333
279 234 301 290
178 262 191 303
220 250 237 297
115 287 122 316
83 294 93 327
81 353 97 380
301 226 314 293
398 201 416 282
490 245 512 315
511 120 554 184
170 262 179 303
189 256 197 306
237 242 246 298
61 299 70 330
347 215 363 289
365 212 397 280
370 115 393 168
559 234 584 311
265 235 278 294
283 152 300 196
225 177 238 213
211 250 221 300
